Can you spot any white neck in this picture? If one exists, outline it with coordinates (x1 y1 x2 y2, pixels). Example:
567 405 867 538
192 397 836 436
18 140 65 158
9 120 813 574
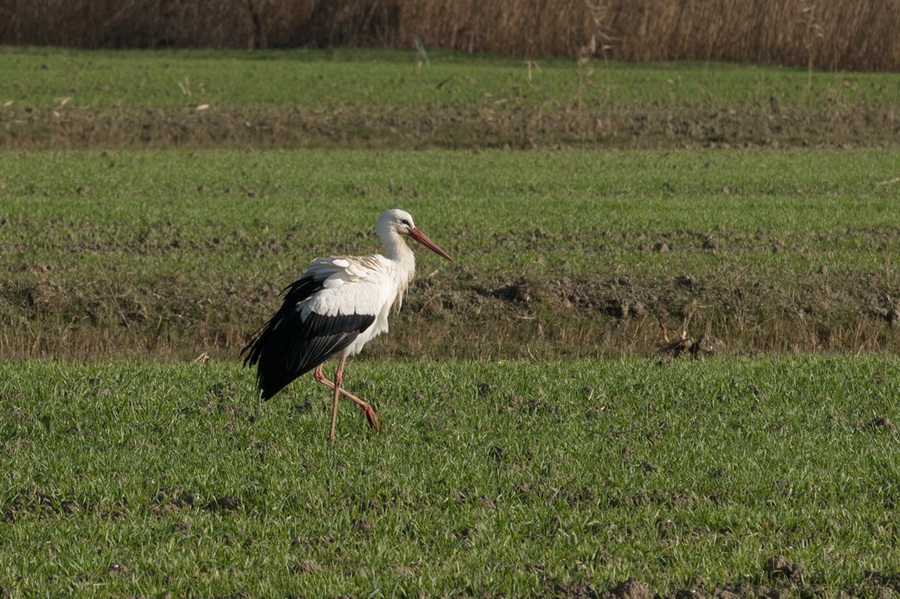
380 229 416 310
381 229 416 280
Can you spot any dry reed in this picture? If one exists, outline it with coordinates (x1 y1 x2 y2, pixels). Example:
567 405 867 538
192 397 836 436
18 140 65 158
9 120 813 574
1 0 899 71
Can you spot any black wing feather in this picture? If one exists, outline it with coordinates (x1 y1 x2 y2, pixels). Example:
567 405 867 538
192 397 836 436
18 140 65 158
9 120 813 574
241 275 376 400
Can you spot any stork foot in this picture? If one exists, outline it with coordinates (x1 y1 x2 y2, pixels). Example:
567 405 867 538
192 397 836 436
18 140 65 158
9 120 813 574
361 404 379 430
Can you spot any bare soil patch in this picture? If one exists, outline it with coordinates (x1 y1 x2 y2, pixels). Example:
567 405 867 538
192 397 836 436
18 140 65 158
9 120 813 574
3 103 899 150
2 253 897 360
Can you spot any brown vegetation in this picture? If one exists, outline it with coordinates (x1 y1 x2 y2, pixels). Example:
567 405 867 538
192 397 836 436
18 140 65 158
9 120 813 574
4 102 899 151
3 238 898 361
1 0 899 71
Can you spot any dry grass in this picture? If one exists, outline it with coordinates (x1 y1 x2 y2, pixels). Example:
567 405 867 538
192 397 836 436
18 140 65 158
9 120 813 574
1 0 899 71
6 102 900 151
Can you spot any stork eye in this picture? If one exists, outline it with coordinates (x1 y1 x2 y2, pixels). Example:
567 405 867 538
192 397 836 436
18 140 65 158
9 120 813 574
400 219 411 227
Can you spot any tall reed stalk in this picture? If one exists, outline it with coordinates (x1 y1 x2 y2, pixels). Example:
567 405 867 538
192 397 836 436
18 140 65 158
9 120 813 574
1 0 898 71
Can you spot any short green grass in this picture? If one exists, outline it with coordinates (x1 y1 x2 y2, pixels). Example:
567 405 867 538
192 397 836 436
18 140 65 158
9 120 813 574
1 357 897 596
3 46 898 111
3 147 898 277
1 48 899 597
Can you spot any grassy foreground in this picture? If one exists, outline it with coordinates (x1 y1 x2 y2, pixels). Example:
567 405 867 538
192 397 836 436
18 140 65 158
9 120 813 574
1 357 898 597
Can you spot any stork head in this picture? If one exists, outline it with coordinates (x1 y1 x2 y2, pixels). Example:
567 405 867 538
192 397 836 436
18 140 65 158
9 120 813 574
378 209 453 262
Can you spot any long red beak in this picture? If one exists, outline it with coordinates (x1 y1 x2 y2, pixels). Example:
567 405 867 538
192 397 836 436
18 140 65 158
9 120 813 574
408 227 454 262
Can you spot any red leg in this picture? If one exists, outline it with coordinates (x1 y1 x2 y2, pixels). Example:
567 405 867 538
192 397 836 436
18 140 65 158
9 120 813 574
314 362 379 432
327 356 346 441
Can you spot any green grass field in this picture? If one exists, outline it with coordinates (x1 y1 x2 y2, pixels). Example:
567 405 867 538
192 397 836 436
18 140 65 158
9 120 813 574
2 358 898 597
5 46 898 110
4 46 900 149
1 47 899 597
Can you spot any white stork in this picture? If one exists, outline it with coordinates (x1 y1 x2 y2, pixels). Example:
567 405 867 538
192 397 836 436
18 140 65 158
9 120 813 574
242 209 453 441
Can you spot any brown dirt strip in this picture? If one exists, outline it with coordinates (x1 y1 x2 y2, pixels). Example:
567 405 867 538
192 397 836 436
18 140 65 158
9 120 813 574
2 265 897 360
3 103 900 150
